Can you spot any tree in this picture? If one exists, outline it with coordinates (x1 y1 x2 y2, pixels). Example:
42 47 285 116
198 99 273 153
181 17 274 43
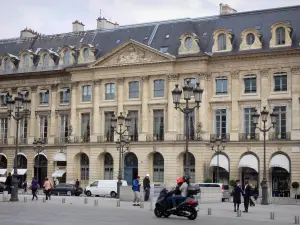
204 178 212 183
230 180 236 187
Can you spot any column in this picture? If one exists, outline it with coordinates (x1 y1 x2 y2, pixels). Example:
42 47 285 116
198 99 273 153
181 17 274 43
70 82 78 138
165 74 179 141
199 72 211 141
117 78 124 115
91 80 101 142
28 85 37 144
139 76 149 141
260 68 270 140
49 84 58 144
231 70 240 141
291 67 300 140
8 87 18 144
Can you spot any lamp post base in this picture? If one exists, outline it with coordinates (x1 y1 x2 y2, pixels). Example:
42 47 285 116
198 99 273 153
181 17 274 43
261 179 269 205
9 175 19 202
117 179 122 199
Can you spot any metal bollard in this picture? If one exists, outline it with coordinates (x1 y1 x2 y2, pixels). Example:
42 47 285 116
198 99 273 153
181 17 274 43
62 198 66 204
42 197 46 203
94 199 98 206
117 200 120 207
84 198 88 204
295 216 300 224
270 212 275 220
208 208 212 215
237 210 241 217
140 202 144 209
24 197 27 202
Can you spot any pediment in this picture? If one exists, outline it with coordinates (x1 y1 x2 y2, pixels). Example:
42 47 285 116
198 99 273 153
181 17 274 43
90 40 175 68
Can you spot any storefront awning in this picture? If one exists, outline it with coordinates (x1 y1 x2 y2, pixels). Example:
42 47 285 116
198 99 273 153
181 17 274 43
52 170 66 178
0 153 7 159
209 154 229 172
34 152 48 160
0 177 6 182
53 153 67 162
0 169 7 175
11 169 27 175
269 154 290 173
238 154 258 172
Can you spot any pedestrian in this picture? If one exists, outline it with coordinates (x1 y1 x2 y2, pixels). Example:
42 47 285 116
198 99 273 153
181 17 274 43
232 179 243 212
53 177 59 187
31 177 39 201
132 176 141 206
243 180 251 212
143 174 150 201
5 172 12 194
75 179 80 187
43 177 52 200
22 180 28 193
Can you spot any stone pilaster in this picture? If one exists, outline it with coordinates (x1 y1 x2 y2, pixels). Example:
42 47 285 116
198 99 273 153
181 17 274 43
29 86 38 143
260 68 270 140
117 78 124 115
91 80 101 142
230 70 240 141
291 66 300 139
70 82 78 137
139 76 149 141
49 84 58 144
199 72 211 141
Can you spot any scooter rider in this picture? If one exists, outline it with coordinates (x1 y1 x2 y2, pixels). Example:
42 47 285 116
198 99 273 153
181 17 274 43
167 177 188 211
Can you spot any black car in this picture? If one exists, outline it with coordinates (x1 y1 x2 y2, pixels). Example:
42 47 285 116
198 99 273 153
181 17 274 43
0 182 6 192
51 183 83 196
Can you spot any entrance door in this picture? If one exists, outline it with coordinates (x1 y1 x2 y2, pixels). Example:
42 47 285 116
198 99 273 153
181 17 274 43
124 153 138 185
34 155 48 186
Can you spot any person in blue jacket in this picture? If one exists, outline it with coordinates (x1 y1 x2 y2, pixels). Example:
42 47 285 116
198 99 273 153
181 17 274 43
132 176 141 206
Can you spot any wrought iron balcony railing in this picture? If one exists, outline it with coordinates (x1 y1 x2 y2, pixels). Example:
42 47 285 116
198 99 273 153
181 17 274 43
54 137 71 144
210 133 230 142
34 137 48 144
14 138 28 145
0 138 8 145
239 133 259 141
146 134 164 142
74 136 90 143
269 132 291 141
176 134 202 141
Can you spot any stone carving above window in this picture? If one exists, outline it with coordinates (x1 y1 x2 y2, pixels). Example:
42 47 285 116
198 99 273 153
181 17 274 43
178 33 200 55
270 22 292 48
239 28 262 51
212 29 233 53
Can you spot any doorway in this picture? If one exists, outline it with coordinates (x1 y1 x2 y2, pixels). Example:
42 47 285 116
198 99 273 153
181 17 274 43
124 153 138 185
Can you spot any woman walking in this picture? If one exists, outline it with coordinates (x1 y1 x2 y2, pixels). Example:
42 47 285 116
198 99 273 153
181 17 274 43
43 177 52 200
232 179 243 212
31 177 39 201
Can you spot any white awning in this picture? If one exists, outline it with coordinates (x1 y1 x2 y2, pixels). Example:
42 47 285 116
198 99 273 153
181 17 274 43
238 154 258 172
269 154 290 173
209 154 229 172
0 177 6 182
52 170 66 178
34 152 48 160
16 152 27 159
11 169 27 175
0 153 7 159
0 169 7 175
53 152 67 162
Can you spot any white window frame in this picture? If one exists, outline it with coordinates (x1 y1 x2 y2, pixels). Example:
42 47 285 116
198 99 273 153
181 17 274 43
39 116 48 139
215 77 228 95
213 108 228 135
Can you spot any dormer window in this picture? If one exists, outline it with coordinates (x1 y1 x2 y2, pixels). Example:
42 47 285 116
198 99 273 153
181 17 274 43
218 34 226 51
276 27 285 45
184 37 193 50
43 54 50 68
4 58 10 72
83 48 89 61
39 90 49 105
23 54 29 68
63 49 71 65
60 88 70 104
0 92 8 107
246 33 255 45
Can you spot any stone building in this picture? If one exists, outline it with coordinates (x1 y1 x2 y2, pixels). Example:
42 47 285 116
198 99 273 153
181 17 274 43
0 4 299 197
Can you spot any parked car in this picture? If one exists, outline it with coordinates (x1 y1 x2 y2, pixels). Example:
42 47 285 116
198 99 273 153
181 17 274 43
197 183 230 202
84 180 128 198
0 182 6 193
51 183 83 196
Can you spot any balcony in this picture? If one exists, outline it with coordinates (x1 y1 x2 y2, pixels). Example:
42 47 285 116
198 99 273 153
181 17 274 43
54 137 71 144
103 135 114 143
0 138 8 145
176 134 202 141
146 134 164 142
210 133 230 142
74 136 90 143
14 138 28 145
34 137 48 144
128 134 138 142
97 136 104 143
239 133 259 141
269 132 291 141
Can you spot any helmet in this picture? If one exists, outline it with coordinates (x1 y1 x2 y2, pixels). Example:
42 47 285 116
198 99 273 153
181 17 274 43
182 175 190 183
176 177 184 184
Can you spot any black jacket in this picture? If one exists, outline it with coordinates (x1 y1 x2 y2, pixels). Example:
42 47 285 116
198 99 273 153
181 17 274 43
233 184 243 203
143 177 150 190
5 175 12 186
244 184 251 198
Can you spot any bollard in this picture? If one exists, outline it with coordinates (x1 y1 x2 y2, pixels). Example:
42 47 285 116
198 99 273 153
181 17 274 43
62 198 66 204
295 216 300 224
208 208 212 215
58 192 60 197
84 198 88 204
237 210 241 217
94 199 98 206
42 197 46 203
117 200 120 207
150 199 153 211
140 202 144 209
270 212 275 220
24 197 27 202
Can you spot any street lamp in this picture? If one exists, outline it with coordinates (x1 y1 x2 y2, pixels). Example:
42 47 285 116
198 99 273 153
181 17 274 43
210 137 226 183
252 106 278 205
172 81 203 175
33 139 45 186
111 112 131 198
6 92 31 202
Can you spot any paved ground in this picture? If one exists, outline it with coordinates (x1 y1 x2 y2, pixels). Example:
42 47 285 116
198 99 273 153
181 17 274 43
0 195 299 225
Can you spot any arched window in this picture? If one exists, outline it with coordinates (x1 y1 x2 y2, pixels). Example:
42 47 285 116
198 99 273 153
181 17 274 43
83 48 89 61
80 153 89 180
63 49 71 65
4 58 10 72
104 153 113 180
43 54 50 67
17 155 27 169
184 152 195 183
153 153 164 182
218 33 226 51
246 33 255 45
23 54 29 68
276 27 286 45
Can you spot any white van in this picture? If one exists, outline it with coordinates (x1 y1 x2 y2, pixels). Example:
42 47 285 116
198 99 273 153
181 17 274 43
84 180 128 198
197 183 230 202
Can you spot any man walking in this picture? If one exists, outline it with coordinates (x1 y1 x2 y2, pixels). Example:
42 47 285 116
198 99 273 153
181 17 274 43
5 173 12 194
243 180 251 213
132 176 141 206
232 179 243 212
143 174 150 201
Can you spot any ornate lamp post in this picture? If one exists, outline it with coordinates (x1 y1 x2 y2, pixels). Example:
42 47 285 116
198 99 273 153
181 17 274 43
111 112 131 198
252 106 278 205
172 81 203 175
210 137 226 183
6 93 31 202
33 139 45 186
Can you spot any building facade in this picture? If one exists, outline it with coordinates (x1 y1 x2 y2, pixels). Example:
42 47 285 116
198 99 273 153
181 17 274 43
0 4 300 197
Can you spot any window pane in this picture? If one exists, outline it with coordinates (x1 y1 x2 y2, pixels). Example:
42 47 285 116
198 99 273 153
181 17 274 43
105 83 115 100
154 80 164 97
81 114 90 138
104 112 114 141
129 81 139 99
153 110 164 139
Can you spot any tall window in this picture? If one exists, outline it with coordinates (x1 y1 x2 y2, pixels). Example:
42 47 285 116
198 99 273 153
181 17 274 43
153 79 164 97
218 33 226 51
43 54 50 68
104 112 114 142
215 109 227 137
129 81 139 99
246 33 255 45
23 54 29 68
105 83 115 100
60 88 70 104
80 154 89 180
244 108 256 135
82 85 91 102
39 90 49 104
81 114 90 142
128 111 138 141
216 77 228 95
4 58 10 72
184 78 196 88
63 49 71 65
0 118 8 144
104 153 113 180
276 27 286 45
274 106 286 135
153 110 164 141
60 115 69 139
39 116 48 141
20 118 28 144
274 74 287 92
184 110 195 139
244 76 257 93
153 153 164 182
83 48 89 61
0 93 7 107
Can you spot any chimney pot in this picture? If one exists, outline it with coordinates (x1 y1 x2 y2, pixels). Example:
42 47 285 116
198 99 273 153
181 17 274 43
220 3 237 15
72 20 85 32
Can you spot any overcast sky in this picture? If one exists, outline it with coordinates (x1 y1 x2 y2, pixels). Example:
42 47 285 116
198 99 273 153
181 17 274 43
1 0 299 39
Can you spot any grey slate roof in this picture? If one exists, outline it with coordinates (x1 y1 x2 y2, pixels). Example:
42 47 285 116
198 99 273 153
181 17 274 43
0 5 300 70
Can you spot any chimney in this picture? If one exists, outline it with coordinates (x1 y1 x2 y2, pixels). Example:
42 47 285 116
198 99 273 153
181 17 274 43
97 17 119 30
20 28 40 38
72 20 85 32
219 3 237 15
